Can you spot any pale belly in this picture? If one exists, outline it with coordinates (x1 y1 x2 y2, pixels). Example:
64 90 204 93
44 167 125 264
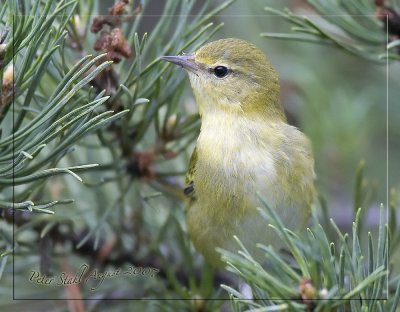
186 117 314 266
187 197 289 266
187 145 309 266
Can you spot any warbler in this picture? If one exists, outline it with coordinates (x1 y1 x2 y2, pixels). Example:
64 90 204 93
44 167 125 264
161 38 315 266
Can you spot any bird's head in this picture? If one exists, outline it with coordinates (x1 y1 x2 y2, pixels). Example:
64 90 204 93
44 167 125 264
161 38 284 120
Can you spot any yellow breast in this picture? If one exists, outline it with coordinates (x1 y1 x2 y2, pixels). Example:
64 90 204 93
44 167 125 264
187 112 315 266
195 113 278 215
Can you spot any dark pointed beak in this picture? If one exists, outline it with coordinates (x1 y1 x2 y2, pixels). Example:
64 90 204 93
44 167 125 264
160 55 199 75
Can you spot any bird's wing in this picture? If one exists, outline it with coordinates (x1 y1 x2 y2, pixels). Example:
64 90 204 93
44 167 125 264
184 147 197 199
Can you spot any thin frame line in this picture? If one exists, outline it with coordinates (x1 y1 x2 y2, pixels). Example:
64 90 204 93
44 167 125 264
9 11 392 302
386 13 390 302
14 14 387 17
12 14 15 301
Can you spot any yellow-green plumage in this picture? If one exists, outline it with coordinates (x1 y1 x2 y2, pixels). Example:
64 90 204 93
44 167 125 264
162 38 315 266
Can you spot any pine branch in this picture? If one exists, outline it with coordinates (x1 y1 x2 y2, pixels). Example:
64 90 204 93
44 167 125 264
220 164 399 312
0 0 238 307
261 0 400 63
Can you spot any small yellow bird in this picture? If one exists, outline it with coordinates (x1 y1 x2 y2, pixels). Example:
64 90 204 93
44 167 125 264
161 38 315 266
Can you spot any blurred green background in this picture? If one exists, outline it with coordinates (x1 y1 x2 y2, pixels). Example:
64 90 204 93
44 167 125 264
88 0 397 228
136 0 399 223
213 0 399 229
2 0 399 310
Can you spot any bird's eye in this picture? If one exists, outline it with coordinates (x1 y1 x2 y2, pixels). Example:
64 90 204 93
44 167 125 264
213 66 229 78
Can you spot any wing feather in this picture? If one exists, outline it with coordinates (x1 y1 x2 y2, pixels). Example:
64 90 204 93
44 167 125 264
184 147 197 199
